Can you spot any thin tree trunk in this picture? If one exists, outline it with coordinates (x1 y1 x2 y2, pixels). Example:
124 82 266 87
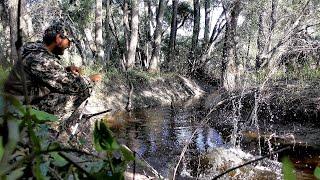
168 0 179 69
197 9 226 72
204 0 211 44
189 0 200 74
20 0 33 41
104 0 111 64
143 0 152 69
126 0 139 69
95 0 104 65
255 11 266 70
8 0 18 65
222 0 242 91
0 0 9 66
148 0 167 72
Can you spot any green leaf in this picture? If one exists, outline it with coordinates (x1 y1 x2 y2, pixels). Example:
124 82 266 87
120 145 135 161
111 140 120 150
2 94 25 114
51 152 68 167
282 157 296 180
6 167 25 180
314 166 320 179
93 121 119 152
29 109 58 122
34 156 45 180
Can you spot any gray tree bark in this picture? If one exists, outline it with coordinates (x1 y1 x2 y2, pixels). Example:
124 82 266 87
8 0 18 65
143 0 152 69
126 0 139 70
221 0 242 91
189 0 200 73
168 0 179 68
95 0 104 65
204 0 211 44
0 0 9 66
21 0 34 41
148 0 167 72
104 0 111 64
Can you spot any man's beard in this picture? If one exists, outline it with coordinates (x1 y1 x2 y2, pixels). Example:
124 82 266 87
51 46 64 55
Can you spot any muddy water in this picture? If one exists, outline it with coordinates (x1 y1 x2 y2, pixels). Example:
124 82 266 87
105 102 320 179
106 105 226 178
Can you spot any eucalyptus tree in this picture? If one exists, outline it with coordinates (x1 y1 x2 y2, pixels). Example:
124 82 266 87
0 0 9 66
204 0 212 44
95 0 104 65
8 0 18 65
189 0 200 74
221 0 242 91
168 0 179 67
104 0 111 64
142 0 153 69
126 0 139 70
148 0 168 72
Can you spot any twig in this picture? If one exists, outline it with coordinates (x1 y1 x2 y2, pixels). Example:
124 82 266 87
212 146 291 180
58 152 93 178
82 109 112 119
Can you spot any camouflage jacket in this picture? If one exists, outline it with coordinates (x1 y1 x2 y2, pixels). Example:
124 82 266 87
4 42 91 103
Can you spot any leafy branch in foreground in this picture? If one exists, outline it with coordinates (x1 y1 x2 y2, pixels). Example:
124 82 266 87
0 94 134 179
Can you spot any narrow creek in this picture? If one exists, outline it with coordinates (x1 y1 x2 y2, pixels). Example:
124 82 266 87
104 97 320 179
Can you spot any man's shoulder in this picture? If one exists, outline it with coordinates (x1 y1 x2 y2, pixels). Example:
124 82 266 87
23 42 57 62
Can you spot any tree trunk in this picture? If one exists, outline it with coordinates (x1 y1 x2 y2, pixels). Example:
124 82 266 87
197 9 226 73
255 11 266 70
255 0 278 70
189 0 200 74
143 0 152 69
20 0 33 41
95 0 104 65
126 0 139 70
104 0 111 64
0 0 9 66
221 0 242 91
8 0 18 65
204 0 211 44
168 0 179 68
148 0 167 72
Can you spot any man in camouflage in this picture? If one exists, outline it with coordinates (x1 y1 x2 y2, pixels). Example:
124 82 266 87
4 21 101 121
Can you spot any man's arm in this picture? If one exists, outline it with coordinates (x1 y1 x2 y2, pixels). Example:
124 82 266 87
28 54 91 95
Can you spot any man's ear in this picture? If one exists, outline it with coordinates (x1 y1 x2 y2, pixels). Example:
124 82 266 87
55 34 62 46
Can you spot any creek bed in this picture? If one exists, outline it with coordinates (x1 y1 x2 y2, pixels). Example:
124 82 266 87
103 96 320 179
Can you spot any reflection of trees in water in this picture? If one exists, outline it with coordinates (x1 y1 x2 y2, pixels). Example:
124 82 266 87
112 106 226 178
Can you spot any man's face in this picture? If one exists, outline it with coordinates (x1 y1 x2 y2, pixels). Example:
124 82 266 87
52 34 71 55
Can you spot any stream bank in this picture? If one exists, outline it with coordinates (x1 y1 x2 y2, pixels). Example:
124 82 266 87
69 75 320 179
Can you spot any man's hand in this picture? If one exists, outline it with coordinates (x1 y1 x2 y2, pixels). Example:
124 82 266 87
66 65 82 76
89 74 102 82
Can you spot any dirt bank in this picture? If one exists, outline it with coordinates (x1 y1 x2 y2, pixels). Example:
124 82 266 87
84 74 206 115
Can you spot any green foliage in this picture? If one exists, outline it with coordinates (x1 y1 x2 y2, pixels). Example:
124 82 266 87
273 64 320 82
0 94 134 179
61 0 95 26
0 65 10 90
282 157 296 180
93 121 134 179
314 166 320 179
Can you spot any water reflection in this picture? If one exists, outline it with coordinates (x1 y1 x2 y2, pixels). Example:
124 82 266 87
109 106 225 178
